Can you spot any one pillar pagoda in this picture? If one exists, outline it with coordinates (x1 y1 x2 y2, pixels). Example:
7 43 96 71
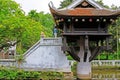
49 0 120 79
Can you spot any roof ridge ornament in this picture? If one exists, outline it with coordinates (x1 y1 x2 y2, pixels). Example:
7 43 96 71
81 1 88 7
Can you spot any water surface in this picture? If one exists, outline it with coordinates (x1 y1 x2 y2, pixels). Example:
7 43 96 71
92 70 120 80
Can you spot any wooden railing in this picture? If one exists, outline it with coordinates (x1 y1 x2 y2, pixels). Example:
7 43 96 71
0 59 16 67
65 28 106 33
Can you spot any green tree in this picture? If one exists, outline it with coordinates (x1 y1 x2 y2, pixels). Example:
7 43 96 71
0 0 24 52
0 0 46 54
15 54 24 68
59 0 73 8
28 10 54 37
95 0 109 8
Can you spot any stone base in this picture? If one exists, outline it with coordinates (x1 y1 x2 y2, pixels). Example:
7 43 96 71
63 72 74 80
77 74 91 80
77 62 91 80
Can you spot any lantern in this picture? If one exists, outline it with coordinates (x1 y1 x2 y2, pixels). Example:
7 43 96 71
110 19 113 22
61 18 64 21
68 19 71 22
103 19 106 22
75 19 78 22
89 18 92 22
96 19 100 22
82 19 85 22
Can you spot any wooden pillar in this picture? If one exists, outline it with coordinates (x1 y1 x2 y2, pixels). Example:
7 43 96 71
62 36 67 51
98 22 101 32
106 37 109 50
63 22 66 33
69 22 72 32
71 18 74 33
105 24 108 33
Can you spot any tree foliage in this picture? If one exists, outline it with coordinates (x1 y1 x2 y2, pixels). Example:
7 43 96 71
59 0 74 8
0 0 48 54
28 10 54 37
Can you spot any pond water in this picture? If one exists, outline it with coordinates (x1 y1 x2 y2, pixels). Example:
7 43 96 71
92 70 120 80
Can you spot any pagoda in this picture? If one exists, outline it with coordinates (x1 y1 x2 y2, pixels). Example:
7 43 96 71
49 0 120 79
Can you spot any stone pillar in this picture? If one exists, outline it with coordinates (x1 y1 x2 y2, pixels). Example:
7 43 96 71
77 36 91 79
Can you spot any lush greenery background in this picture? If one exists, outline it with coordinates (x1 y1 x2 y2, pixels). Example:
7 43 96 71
0 0 120 60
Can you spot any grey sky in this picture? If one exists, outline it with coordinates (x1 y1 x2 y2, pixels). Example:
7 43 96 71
14 0 120 14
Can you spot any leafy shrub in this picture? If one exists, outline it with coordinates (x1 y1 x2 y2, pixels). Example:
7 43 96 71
0 66 64 79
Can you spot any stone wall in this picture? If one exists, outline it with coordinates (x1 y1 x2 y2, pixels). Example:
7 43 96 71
22 37 71 72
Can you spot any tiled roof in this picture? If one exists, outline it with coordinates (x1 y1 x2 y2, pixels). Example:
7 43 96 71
49 1 120 17
50 8 120 16
66 8 115 16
